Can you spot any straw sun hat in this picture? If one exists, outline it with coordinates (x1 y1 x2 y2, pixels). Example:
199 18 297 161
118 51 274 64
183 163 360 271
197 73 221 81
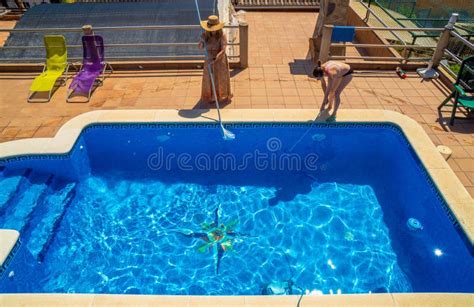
200 15 224 32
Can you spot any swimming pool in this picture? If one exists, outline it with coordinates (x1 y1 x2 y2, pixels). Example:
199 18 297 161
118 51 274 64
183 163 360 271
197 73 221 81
0 112 473 296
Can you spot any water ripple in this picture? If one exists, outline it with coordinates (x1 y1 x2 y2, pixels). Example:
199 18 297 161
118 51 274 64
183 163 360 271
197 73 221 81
36 177 411 295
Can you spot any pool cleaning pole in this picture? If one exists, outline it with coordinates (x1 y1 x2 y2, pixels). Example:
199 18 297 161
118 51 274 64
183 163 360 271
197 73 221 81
194 0 235 140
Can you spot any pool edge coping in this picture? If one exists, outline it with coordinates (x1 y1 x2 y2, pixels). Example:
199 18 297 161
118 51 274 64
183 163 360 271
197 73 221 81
0 109 472 305
0 230 19 267
0 292 473 306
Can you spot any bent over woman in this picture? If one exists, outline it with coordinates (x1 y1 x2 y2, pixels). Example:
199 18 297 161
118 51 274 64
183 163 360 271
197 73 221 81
313 60 353 120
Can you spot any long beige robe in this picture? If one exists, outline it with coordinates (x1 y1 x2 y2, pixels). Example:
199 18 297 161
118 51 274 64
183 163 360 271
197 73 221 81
201 33 232 103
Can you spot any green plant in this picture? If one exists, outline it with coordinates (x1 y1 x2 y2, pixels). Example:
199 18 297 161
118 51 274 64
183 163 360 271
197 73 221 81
449 63 461 75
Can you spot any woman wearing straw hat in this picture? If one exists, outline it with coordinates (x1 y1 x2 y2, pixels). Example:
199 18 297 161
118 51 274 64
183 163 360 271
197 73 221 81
198 15 233 104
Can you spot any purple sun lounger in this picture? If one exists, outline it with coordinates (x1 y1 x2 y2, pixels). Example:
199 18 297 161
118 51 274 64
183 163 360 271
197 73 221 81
67 35 112 102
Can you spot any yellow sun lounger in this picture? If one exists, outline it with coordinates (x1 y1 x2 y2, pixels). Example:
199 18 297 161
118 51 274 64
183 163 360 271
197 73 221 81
28 35 69 103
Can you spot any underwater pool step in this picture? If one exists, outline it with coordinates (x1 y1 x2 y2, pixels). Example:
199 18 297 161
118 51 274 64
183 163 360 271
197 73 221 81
0 169 31 216
26 181 77 261
0 172 52 232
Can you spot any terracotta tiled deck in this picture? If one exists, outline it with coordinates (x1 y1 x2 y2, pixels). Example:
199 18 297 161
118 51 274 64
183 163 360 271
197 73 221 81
0 12 473 197
0 21 15 47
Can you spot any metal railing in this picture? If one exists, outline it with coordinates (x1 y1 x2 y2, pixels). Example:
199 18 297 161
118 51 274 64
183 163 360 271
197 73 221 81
361 0 473 56
0 22 250 68
359 0 409 57
357 0 474 75
319 18 474 79
450 31 474 56
361 1 404 42
318 25 444 63
442 31 474 77
364 0 474 35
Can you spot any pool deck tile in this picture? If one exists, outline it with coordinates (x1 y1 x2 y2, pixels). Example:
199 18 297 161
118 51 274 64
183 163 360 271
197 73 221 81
0 294 94 307
93 294 191 306
190 296 245 306
97 110 156 123
243 295 395 306
390 294 474 307
1 293 473 306
243 295 301 307
0 21 15 48
295 294 396 306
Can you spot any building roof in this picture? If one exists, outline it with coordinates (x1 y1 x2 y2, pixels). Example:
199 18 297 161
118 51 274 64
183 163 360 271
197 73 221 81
0 1 217 62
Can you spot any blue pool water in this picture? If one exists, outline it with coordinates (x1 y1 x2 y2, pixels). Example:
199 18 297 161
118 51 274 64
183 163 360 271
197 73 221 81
0 123 472 295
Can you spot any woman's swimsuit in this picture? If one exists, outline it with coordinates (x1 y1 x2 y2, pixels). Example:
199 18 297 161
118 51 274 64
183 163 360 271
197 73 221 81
325 62 353 77
343 68 354 77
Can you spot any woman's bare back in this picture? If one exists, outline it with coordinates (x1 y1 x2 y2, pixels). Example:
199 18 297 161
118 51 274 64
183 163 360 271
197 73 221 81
322 61 351 78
